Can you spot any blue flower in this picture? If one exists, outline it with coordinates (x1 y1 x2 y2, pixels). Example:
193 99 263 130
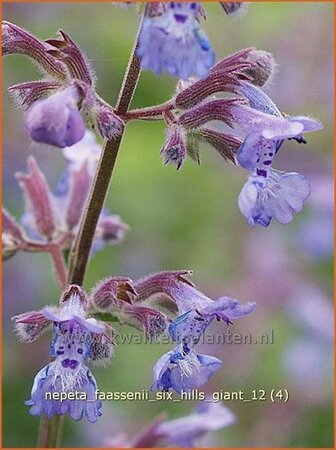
152 345 222 393
13 285 115 422
137 2 215 80
151 296 255 393
231 82 323 227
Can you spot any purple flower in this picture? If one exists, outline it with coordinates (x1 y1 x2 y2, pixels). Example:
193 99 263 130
26 361 101 422
152 347 222 393
238 169 311 227
138 272 255 392
231 82 323 227
137 2 215 79
24 87 86 148
13 285 116 422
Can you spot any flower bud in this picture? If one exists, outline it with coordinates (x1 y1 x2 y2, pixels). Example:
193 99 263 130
161 125 187 170
16 157 56 240
24 86 86 148
95 103 124 140
91 277 136 312
244 49 276 86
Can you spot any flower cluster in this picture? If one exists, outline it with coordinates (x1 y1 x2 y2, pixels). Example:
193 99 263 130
3 21 124 148
2 131 128 262
129 46 322 227
13 272 253 422
13 285 116 422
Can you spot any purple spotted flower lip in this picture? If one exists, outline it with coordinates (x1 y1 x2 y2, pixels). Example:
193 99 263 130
137 2 215 79
231 82 323 227
13 285 116 422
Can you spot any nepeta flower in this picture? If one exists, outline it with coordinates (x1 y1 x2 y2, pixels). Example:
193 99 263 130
152 298 254 393
24 86 86 148
137 2 215 79
133 271 255 392
3 22 124 147
13 285 115 422
232 82 323 227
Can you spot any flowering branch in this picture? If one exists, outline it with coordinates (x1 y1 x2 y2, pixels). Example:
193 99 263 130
68 16 144 286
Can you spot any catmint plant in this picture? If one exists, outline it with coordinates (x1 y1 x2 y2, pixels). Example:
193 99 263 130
3 2 324 448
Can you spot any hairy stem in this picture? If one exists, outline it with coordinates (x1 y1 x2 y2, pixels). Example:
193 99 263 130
68 17 143 286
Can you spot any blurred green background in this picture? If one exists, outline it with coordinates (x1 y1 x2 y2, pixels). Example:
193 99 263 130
3 2 333 447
